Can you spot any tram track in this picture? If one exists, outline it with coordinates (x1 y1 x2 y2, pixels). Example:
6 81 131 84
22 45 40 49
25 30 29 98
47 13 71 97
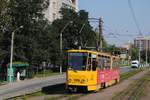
112 70 150 100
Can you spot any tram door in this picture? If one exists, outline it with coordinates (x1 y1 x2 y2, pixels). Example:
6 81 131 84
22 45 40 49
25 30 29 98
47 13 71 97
87 53 97 71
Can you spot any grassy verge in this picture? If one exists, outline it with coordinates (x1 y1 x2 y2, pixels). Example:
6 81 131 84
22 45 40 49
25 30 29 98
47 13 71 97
0 81 7 86
120 69 142 81
34 70 59 78
120 64 130 67
112 70 150 100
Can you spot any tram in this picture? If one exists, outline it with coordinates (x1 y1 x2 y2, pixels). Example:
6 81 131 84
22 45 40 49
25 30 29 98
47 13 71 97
66 49 120 92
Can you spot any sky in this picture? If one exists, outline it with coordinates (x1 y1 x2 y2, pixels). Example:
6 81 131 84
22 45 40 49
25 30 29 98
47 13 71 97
78 0 150 46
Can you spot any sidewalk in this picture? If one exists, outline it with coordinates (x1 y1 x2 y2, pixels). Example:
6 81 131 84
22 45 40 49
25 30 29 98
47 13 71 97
0 74 65 100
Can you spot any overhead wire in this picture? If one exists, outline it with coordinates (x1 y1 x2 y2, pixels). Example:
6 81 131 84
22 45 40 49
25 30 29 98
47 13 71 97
128 0 142 36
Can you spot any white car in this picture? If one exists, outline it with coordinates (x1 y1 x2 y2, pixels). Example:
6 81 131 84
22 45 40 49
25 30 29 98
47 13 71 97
131 60 140 68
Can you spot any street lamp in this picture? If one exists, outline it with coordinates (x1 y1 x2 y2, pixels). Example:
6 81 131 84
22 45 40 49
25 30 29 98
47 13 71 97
60 21 72 74
9 25 23 83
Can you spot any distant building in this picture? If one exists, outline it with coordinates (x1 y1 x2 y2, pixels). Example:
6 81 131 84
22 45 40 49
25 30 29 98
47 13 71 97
134 36 150 51
123 42 132 50
45 0 78 23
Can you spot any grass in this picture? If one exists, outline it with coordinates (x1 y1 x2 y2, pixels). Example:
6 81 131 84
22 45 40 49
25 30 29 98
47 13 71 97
34 70 59 78
26 91 45 97
7 91 44 100
120 69 142 81
112 70 150 100
0 81 7 86
120 64 130 67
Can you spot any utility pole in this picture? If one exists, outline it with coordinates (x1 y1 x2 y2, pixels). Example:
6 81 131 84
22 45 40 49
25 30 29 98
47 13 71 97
60 21 72 74
146 39 148 66
9 26 23 83
99 17 103 52
139 39 141 65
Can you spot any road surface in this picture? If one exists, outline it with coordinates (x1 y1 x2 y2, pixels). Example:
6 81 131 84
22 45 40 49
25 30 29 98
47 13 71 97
0 74 65 100
0 66 131 99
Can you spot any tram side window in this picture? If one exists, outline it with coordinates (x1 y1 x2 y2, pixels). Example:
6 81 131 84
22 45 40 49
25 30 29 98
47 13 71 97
87 54 92 71
112 60 120 68
113 61 117 68
92 58 97 71
112 61 115 68
104 57 111 69
98 57 104 69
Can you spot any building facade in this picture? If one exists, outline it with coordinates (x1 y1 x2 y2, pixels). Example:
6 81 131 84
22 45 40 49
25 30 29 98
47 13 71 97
134 36 150 51
45 0 78 23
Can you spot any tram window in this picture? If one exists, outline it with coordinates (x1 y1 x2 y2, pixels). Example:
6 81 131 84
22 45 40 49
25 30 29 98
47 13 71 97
112 61 116 68
112 60 120 68
92 58 97 71
68 52 87 70
87 58 92 70
104 58 111 69
98 57 104 69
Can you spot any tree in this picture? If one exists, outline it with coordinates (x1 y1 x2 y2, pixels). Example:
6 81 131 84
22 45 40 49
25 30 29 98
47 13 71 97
0 0 12 64
0 0 51 66
141 50 150 63
131 47 139 60
52 8 97 50
104 44 120 55
50 8 98 67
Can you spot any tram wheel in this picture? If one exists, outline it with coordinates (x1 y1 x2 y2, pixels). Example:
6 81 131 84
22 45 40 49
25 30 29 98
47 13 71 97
115 78 120 84
101 83 106 88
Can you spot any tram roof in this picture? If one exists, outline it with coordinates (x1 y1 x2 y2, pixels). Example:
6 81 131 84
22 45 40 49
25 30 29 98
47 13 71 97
67 49 111 57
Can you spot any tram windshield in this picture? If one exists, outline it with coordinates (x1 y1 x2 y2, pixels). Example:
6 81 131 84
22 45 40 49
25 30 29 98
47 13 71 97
68 52 87 70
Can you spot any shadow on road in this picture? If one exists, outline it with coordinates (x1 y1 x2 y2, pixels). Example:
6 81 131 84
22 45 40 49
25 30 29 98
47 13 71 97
41 83 67 95
41 83 90 95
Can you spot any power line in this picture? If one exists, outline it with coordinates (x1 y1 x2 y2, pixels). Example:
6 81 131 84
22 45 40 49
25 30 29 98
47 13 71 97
128 0 142 36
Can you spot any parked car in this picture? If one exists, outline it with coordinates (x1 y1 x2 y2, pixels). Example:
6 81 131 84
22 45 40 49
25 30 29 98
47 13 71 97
131 60 140 68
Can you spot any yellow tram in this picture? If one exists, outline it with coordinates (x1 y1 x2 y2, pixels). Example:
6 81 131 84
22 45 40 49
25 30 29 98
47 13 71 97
66 49 120 92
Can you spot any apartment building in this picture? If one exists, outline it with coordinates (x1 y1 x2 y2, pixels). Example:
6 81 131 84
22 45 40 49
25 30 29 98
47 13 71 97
134 36 150 51
45 0 78 23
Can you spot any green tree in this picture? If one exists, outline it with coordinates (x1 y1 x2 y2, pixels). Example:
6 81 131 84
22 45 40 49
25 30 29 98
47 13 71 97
131 47 139 60
141 50 150 63
50 8 98 66
0 0 51 66
52 8 97 50
104 44 120 55
0 0 12 63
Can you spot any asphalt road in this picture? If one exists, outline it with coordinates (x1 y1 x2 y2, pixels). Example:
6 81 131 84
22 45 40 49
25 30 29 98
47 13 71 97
0 74 66 100
0 66 131 99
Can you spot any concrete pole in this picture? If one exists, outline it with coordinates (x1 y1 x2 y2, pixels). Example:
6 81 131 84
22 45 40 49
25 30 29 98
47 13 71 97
146 40 148 66
9 26 23 83
9 31 15 83
139 39 141 66
59 21 72 74
99 17 103 52
60 33 62 74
